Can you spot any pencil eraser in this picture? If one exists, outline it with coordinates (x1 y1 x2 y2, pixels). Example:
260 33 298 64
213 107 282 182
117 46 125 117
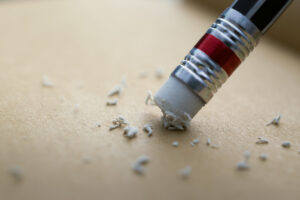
154 76 205 129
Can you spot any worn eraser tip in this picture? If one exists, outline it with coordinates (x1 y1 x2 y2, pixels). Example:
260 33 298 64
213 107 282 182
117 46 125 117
154 76 205 129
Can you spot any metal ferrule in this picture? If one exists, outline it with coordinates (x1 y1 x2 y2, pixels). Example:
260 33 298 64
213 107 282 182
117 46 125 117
209 8 261 61
171 8 262 104
172 49 227 103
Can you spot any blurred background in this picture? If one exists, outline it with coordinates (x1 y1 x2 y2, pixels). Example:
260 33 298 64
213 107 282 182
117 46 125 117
2 0 299 52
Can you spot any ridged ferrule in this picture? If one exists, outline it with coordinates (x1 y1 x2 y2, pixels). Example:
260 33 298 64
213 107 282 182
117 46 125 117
171 8 261 104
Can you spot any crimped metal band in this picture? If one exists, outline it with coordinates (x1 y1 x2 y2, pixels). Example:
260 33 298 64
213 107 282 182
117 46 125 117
208 8 261 61
172 48 228 103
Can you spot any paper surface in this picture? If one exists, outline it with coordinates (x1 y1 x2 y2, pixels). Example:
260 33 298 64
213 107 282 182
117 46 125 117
0 0 300 200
